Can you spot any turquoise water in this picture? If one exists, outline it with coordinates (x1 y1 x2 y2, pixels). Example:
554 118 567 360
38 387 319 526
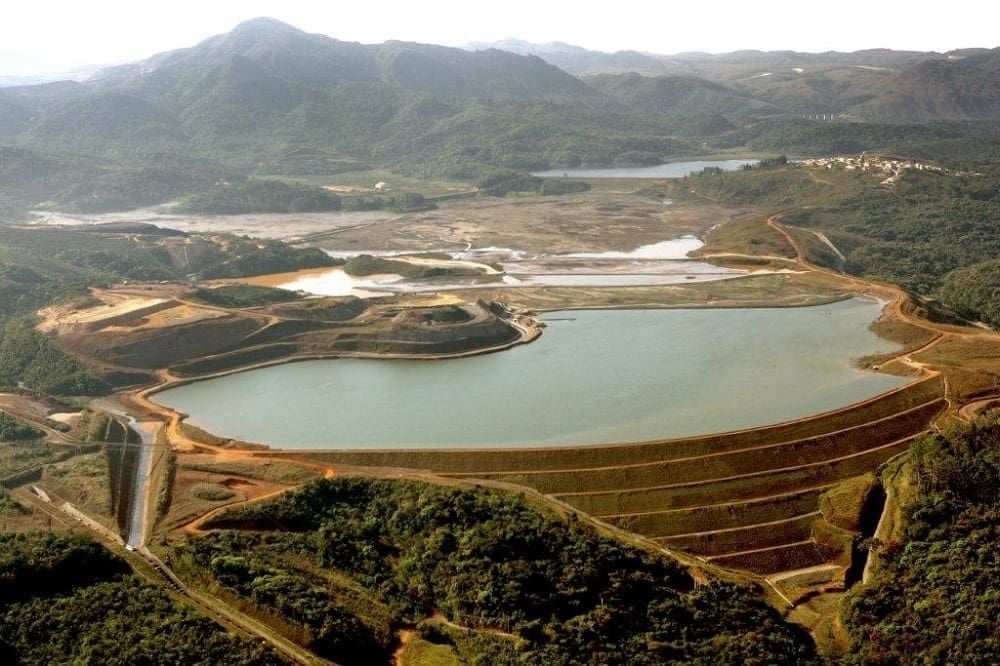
155 298 906 449
531 159 759 178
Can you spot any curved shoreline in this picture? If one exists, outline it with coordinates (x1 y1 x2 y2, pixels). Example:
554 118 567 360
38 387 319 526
141 290 861 406
124 212 977 457
140 317 540 392
135 298 934 455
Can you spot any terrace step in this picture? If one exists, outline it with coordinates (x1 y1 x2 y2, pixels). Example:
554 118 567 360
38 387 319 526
605 487 830 536
655 511 821 556
295 375 944 473
457 399 944 493
556 435 916 516
706 540 834 575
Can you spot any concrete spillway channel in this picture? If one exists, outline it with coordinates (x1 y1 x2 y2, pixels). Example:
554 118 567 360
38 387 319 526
124 417 157 548
101 405 160 549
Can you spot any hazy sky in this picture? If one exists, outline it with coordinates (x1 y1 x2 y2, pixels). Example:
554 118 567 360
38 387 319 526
2 0 998 74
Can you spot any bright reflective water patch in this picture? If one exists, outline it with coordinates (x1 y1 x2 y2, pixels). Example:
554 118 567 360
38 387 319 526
532 159 760 179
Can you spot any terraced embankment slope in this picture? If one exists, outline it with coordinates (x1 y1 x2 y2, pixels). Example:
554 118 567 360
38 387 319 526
291 374 944 580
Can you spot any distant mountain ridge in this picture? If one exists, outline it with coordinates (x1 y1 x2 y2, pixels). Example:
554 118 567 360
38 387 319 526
465 38 995 77
468 38 1000 121
1 17 1000 214
91 18 598 102
0 18 622 171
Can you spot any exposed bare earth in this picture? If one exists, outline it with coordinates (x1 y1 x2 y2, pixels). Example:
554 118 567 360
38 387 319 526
312 193 742 255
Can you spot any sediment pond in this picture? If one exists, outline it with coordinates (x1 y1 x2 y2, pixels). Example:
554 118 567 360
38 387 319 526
280 236 744 297
155 298 907 449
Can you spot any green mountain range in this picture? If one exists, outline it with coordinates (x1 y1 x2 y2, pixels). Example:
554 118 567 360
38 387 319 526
1 17 999 213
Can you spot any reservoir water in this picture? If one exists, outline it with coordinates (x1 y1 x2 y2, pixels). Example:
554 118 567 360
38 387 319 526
155 298 906 449
532 159 759 179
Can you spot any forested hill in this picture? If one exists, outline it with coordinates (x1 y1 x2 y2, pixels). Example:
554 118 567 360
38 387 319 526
1 17 999 214
473 40 1000 121
0 17 612 166
124 17 600 102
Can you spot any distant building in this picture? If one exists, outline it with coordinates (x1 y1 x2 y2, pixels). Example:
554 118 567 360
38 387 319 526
374 181 390 193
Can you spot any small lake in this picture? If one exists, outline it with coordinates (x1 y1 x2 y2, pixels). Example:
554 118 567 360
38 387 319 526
155 298 907 449
532 159 759 179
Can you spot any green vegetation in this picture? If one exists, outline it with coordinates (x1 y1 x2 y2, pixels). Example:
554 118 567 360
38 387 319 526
0 439 59 481
0 223 333 395
0 321 108 395
0 413 43 441
787 169 1000 294
840 413 1000 663
39 453 115 529
0 532 285 664
198 242 335 280
75 410 139 444
679 164 852 209
155 449 178 521
181 460 323 486
0 146 229 214
475 169 593 197
397 634 462 665
0 226 332 317
729 120 966 157
344 254 484 279
0 490 30 518
167 477 815 665
188 483 238 502
474 169 544 196
334 191 437 213
938 259 1000 327
819 474 879 532
539 178 592 195
3 19 1000 217
192 284 301 308
174 179 342 215
3 19 1000 662
0 196 27 223
673 163 1000 326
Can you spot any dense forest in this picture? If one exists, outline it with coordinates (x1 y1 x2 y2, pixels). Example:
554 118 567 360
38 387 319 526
0 146 231 214
0 533 286 664
840 413 1000 663
789 170 1000 292
166 477 816 665
938 259 1000 327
